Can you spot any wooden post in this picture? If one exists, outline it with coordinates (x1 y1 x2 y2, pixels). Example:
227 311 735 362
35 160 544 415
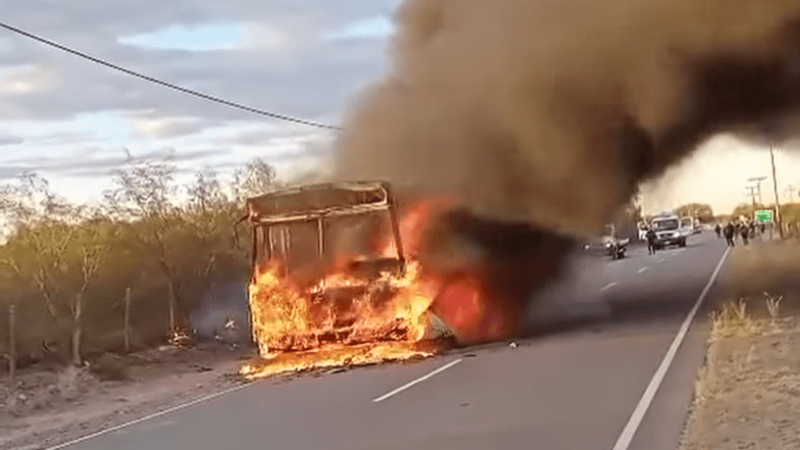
8 304 16 386
72 292 83 366
168 281 176 333
124 287 131 352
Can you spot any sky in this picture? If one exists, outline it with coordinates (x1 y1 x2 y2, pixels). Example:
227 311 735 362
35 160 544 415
0 0 400 206
1 0 799 216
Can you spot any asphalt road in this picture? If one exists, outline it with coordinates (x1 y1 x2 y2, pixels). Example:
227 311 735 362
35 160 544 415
50 232 731 450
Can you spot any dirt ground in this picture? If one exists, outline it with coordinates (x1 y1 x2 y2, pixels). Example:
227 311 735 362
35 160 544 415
0 342 255 450
680 238 800 450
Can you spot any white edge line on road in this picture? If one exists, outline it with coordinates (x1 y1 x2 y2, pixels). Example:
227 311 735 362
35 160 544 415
637 267 649 274
600 282 618 292
611 246 731 450
373 358 463 403
43 382 254 450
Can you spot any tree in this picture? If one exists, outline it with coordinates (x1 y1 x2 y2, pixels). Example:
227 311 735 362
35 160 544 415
71 242 107 366
731 202 763 221
0 175 76 320
674 203 714 223
232 158 277 202
103 159 184 334
184 168 233 293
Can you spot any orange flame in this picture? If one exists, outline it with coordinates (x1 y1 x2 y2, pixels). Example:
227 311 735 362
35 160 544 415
240 197 534 380
240 201 445 379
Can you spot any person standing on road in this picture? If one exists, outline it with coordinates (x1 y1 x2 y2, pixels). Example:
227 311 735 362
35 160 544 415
714 223 722 238
740 224 750 245
646 227 658 255
724 222 736 247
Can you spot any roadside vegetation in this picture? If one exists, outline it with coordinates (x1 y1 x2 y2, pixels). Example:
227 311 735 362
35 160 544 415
0 157 280 371
681 239 800 449
681 295 800 450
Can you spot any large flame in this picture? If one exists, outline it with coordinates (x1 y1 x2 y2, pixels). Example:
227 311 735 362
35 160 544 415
239 199 533 380
240 201 454 380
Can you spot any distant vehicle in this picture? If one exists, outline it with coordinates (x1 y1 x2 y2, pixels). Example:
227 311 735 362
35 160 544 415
680 216 703 235
582 224 629 260
650 214 687 249
637 221 649 241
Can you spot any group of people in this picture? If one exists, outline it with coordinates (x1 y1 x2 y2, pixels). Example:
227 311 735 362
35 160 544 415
714 221 765 247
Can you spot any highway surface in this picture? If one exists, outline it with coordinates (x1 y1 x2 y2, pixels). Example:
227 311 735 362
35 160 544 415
48 232 730 450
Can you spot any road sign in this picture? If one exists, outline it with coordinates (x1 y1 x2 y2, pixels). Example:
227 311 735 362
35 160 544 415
755 209 774 223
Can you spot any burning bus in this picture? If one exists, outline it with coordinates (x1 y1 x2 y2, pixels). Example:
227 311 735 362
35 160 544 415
238 181 447 378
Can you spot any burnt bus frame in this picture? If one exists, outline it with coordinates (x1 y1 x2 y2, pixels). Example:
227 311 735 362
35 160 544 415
241 181 406 346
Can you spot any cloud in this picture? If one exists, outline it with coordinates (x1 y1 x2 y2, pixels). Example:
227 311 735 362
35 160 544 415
0 147 227 180
0 64 60 95
132 116 214 138
119 23 245 52
0 133 23 146
0 0 396 202
324 16 395 41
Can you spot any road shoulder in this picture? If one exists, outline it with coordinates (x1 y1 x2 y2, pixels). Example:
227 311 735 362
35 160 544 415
679 312 800 450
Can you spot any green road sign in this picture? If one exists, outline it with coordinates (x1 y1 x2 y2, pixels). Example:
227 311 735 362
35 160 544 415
755 209 774 223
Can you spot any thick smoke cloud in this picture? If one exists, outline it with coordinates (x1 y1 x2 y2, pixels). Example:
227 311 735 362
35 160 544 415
334 0 800 237
330 0 800 343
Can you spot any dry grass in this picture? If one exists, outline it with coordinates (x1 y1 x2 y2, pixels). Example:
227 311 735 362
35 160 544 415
56 365 94 401
680 290 800 449
710 299 761 342
724 240 800 299
764 291 784 327
1 365 97 416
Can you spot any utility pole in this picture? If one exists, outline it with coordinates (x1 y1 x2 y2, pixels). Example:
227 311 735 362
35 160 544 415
748 176 768 218
745 184 758 215
770 146 784 239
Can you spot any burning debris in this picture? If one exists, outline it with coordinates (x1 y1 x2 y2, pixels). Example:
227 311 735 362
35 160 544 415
168 328 193 349
332 0 800 344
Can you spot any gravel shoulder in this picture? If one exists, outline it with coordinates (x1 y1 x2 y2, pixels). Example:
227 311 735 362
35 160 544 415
680 315 800 450
0 344 255 450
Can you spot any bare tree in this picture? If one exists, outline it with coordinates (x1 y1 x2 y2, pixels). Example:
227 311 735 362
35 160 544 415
104 159 184 334
0 172 78 318
232 158 277 202
1 224 74 319
0 172 74 226
188 168 228 214
72 244 106 366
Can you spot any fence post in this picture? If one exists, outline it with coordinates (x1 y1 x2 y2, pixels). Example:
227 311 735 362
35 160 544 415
124 287 131 352
168 282 176 334
72 292 83 366
8 303 16 388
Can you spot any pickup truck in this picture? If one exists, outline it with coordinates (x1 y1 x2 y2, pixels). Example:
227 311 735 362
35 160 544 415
650 215 688 249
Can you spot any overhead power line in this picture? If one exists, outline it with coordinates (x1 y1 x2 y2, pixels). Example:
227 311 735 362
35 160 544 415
0 21 342 131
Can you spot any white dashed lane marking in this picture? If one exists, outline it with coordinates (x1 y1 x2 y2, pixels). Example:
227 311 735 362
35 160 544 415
600 282 618 292
373 359 463 403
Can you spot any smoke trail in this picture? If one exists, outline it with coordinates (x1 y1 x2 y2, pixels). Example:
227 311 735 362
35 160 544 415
331 0 800 342
335 0 800 234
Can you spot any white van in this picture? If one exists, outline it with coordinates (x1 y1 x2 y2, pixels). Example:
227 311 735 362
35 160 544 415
650 215 687 248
